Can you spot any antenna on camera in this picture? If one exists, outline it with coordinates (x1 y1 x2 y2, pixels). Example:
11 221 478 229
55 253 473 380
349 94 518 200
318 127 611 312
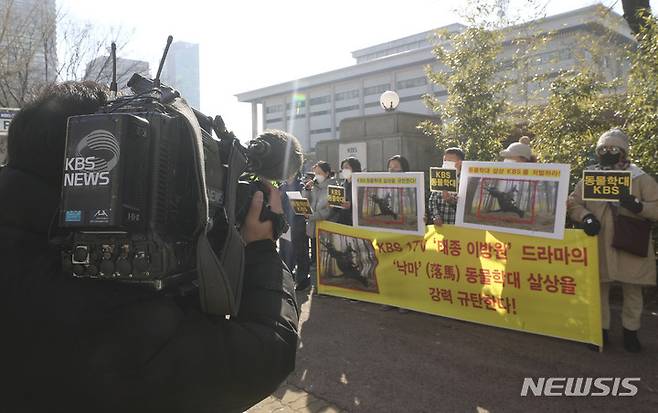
154 35 173 89
109 42 117 98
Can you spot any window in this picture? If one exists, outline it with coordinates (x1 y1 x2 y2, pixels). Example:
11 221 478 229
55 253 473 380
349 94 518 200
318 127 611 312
335 89 359 101
310 95 331 105
396 76 427 89
335 104 359 113
310 128 331 135
364 101 380 108
285 114 306 120
399 94 424 103
265 104 283 114
311 109 330 116
363 83 390 96
286 101 306 110
265 117 282 123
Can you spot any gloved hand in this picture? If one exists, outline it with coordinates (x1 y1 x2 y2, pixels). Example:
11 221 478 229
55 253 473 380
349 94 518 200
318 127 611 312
582 214 601 236
619 193 643 214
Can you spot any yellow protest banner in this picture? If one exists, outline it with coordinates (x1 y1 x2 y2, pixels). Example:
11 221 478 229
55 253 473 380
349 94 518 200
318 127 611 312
315 221 602 346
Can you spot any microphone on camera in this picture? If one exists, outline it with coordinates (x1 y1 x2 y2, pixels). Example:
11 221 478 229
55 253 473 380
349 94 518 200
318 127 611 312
245 131 304 182
211 116 303 181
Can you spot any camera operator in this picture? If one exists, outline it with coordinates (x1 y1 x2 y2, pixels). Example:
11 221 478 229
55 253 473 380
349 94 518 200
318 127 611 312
0 81 299 413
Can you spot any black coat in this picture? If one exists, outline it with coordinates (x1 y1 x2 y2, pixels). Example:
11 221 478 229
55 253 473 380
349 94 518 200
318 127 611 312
337 180 353 226
0 167 299 413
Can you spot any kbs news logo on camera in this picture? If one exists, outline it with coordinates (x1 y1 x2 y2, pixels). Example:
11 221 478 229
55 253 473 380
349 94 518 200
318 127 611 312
521 377 640 397
64 129 120 187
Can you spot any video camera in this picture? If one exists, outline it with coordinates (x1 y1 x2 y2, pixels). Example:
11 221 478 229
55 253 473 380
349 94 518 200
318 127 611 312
58 37 301 316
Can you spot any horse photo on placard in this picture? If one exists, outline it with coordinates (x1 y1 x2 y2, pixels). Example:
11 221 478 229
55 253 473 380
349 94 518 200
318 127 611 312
351 172 425 236
456 162 570 239
316 231 379 293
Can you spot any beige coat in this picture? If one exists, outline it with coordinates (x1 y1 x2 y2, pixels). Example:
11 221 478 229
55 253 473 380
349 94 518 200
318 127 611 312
568 165 658 285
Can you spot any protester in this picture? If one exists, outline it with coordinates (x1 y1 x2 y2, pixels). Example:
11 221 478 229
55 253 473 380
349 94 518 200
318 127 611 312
336 157 362 226
279 172 311 291
387 154 410 172
500 136 537 162
428 147 465 226
304 161 336 291
568 128 658 353
0 81 299 412
383 155 411 313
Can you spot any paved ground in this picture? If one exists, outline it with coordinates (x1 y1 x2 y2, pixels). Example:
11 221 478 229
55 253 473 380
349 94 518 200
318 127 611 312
250 288 658 413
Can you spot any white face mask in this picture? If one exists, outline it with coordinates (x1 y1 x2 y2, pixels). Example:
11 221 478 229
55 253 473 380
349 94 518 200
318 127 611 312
503 158 517 163
341 169 352 179
442 161 457 170
315 175 326 184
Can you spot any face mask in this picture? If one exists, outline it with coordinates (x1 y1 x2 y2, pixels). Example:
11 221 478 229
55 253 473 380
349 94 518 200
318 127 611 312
315 175 326 184
503 158 517 163
599 153 621 166
341 169 352 180
442 161 456 170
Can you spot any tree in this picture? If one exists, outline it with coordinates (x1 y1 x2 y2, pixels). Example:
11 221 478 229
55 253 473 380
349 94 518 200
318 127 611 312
529 71 625 187
622 0 652 35
0 0 133 107
420 26 508 161
0 0 57 107
57 22 136 85
624 14 658 176
420 0 555 160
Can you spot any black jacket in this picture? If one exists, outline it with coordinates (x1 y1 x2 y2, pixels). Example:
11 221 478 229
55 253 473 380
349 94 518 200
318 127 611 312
337 179 353 226
0 167 299 413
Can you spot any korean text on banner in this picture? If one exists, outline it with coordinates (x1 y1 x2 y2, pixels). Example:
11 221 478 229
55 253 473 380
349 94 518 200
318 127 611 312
315 221 601 346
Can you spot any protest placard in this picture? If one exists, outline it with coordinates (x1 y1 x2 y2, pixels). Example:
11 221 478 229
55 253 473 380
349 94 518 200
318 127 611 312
328 185 346 208
315 221 601 347
429 167 458 193
582 170 632 201
286 191 312 215
456 161 571 239
351 172 425 236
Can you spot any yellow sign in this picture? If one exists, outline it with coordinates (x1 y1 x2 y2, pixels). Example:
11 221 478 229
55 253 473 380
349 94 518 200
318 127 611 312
582 170 632 201
429 167 458 192
468 166 561 178
356 176 417 185
290 198 312 215
327 185 346 208
315 221 602 346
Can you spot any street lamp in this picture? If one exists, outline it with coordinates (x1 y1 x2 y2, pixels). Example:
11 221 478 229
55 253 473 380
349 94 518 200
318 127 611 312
379 90 400 112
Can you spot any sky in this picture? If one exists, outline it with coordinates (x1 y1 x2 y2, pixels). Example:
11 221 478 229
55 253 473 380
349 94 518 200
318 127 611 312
56 0 646 142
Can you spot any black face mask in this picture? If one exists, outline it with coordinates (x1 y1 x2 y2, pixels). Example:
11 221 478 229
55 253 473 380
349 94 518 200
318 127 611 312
599 153 621 166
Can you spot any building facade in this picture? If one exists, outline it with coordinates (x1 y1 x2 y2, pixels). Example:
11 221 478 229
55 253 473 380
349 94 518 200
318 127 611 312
236 5 635 152
84 56 151 91
161 41 201 109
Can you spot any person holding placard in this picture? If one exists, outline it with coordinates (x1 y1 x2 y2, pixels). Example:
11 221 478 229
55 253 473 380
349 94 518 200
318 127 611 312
303 161 336 290
428 148 465 226
568 128 658 353
500 136 537 163
382 155 412 313
387 155 410 173
279 172 312 291
336 157 362 226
